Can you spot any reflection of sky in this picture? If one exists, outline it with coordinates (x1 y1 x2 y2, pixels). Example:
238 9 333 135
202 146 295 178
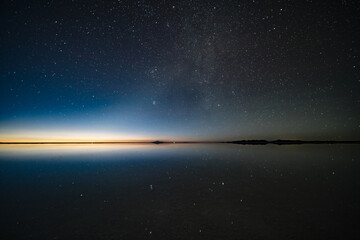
1 143 358 162
0 144 230 160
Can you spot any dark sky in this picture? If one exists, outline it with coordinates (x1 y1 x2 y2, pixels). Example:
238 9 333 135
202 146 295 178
0 0 359 141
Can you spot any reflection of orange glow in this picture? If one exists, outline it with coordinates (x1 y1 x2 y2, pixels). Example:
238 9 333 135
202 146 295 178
0 143 221 160
0 143 158 155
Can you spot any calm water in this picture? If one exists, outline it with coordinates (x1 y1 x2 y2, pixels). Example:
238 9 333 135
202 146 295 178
0 144 359 239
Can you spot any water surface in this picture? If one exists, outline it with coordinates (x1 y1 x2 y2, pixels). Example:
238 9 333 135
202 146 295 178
1 144 359 239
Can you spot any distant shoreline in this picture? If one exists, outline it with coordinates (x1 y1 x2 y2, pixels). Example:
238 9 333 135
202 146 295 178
226 140 360 145
0 140 359 145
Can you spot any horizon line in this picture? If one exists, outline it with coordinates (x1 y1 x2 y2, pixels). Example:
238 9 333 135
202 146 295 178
0 139 359 145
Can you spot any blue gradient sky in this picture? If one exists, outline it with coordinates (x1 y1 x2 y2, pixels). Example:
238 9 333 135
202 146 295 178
1 1 359 141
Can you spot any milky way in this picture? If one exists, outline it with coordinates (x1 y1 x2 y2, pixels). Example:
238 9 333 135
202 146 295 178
1 0 359 141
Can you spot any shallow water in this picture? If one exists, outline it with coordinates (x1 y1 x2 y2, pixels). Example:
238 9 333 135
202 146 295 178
0 144 359 239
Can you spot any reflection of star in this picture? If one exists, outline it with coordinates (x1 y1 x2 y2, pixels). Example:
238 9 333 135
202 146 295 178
152 100 156 105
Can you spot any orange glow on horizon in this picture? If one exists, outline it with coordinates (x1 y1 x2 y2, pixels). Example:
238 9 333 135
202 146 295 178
0 132 202 143
0 139 157 143
0 130 159 143
0 128 208 143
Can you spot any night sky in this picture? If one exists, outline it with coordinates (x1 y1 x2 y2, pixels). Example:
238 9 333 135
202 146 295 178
1 0 359 141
